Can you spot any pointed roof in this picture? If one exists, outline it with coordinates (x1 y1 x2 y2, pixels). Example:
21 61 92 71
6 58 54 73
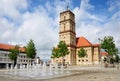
76 37 92 47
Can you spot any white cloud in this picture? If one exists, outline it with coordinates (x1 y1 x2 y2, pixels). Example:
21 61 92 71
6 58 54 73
0 0 28 43
73 0 104 29
16 8 59 60
0 17 15 42
0 0 59 60
108 0 120 12
0 0 27 22
0 0 120 60
73 0 103 39
80 0 94 10
73 0 120 50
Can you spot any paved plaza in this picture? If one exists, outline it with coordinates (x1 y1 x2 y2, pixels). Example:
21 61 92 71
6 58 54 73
0 66 120 81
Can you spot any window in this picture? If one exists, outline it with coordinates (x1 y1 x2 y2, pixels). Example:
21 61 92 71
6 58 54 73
71 26 73 31
20 55 22 58
82 60 84 62
86 59 88 61
0 58 2 61
72 41 74 44
64 16 66 20
78 60 81 62
64 24 65 31
4 54 7 57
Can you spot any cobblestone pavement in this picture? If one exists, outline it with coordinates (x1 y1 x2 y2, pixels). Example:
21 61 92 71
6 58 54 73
0 66 120 81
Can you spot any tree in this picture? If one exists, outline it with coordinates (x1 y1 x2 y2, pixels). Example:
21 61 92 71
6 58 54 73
114 55 120 63
26 39 36 64
56 41 69 66
51 47 60 64
101 36 118 64
51 47 60 59
9 45 19 68
78 48 86 65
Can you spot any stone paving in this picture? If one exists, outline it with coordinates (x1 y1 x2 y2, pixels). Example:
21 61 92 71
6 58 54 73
0 66 120 81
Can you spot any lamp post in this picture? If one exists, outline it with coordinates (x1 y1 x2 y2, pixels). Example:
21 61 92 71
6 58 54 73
17 44 22 69
98 38 102 68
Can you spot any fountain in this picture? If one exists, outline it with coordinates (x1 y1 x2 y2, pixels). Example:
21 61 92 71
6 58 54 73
4 62 73 80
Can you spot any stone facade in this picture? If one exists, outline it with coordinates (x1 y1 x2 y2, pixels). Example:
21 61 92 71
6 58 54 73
59 10 76 65
76 45 100 65
52 10 100 65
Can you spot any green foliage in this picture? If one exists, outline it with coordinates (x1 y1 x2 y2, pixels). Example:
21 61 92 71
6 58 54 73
78 48 86 58
101 36 118 56
58 41 69 57
26 39 36 59
51 47 60 58
8 45 19 67
51 41 69 65
103 57 107 62
114 55 120 63
101 36 119 64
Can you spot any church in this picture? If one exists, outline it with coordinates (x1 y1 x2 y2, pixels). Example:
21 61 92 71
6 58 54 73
51 9 100 65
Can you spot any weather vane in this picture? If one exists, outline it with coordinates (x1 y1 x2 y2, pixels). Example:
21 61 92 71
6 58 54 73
66 0 70 10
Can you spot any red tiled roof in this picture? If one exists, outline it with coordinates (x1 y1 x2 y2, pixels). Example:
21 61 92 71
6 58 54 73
92 44 100 47
76 37 92 47
101 52 108 56
0 43 25 52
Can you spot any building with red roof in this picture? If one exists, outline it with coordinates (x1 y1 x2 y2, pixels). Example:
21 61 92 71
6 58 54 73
0 43 25 52
76 37 92 47
100 52 108 61
0 43 32 68
76 37 100 65
52 10 100 65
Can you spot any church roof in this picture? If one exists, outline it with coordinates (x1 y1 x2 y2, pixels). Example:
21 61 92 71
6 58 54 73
76 37 92 47
92 44 100 47
0 43 25 52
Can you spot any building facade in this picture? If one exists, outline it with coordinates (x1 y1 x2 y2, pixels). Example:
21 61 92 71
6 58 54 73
0 44 34 68
59 10 76 65
52 10 100 65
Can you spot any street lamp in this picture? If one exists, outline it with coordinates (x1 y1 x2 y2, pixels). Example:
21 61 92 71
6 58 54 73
98 38 102 68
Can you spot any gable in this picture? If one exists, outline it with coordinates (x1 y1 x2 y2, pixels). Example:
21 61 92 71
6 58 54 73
76 37 92 47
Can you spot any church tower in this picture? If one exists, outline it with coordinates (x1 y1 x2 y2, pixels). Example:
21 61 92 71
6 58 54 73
59 10 76 65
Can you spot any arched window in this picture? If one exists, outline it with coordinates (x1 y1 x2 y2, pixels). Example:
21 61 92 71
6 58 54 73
64 24 65 31
64 16 66 20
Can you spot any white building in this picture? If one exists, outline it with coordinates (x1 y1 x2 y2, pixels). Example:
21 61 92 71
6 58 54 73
0 43 34 68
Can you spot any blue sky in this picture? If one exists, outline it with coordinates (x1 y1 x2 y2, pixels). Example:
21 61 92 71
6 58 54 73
0 0 120 60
